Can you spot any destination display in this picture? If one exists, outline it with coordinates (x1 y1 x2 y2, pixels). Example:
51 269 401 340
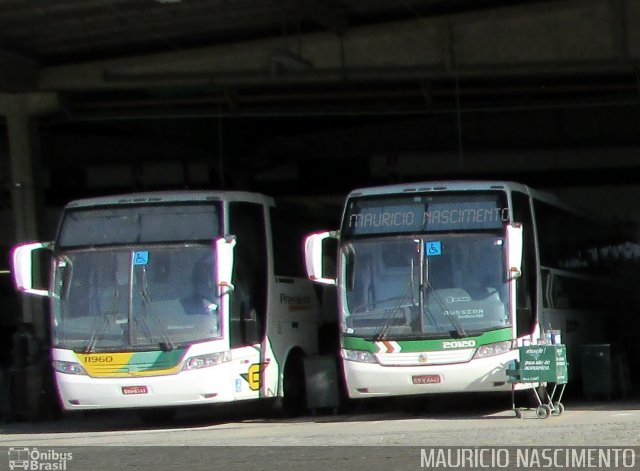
58 203 221 247
343 192 508 237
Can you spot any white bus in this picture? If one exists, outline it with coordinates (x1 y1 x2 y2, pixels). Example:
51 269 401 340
305 181 615 399
12 191 328 419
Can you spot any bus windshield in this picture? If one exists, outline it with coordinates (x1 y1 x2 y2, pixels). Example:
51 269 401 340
51 244 221 351
342 234 510 339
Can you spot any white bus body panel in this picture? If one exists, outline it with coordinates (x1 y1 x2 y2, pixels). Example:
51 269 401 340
343 349 520 398
266 276 322 387
53 345 232 410
53 340 279 410
56 364 239 410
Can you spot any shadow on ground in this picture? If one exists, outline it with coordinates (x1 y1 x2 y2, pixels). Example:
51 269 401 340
3 391 640 435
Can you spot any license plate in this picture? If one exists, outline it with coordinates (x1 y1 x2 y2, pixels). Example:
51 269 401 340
122 385 149 395
412 375 441 385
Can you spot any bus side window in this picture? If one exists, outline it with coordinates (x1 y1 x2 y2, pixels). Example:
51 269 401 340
512 191 537 337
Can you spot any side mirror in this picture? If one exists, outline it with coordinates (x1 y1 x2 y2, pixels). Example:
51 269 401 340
505 223 523 279
304 231 337 286
12 241 52 297
215 236 236 297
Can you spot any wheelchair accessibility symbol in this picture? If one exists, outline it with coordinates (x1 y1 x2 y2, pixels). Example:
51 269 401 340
425 241 442 256
133 251 149 265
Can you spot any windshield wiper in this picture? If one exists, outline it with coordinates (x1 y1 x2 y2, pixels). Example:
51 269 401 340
423 280 468 338
138 265 176 351
84 285 120 353
132 315 173 351
371 288 416 341
84 314 110 353
367 258 420 341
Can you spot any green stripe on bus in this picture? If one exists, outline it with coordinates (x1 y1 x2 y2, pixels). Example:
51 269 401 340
341 327 512 352
116 349 186 372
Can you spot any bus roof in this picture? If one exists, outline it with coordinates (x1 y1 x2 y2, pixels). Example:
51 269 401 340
346 180 531 197
63 190 274 210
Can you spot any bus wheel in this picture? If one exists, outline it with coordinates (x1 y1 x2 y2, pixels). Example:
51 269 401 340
136 407 177 425
282 354 307 417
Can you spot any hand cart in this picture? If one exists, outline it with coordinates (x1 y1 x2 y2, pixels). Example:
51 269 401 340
507 344 568 419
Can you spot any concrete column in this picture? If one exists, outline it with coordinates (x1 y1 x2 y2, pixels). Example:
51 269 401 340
0 93 59 422
0 92 59 326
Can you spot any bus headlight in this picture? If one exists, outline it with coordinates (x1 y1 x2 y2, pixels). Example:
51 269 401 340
474 341 513 359
53 360 87 375
183 351 231 371
341 349 378 364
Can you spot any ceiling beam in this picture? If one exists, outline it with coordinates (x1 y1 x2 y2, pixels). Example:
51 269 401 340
37 0 636 92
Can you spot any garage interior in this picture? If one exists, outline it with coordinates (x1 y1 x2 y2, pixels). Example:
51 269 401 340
1 0 640 419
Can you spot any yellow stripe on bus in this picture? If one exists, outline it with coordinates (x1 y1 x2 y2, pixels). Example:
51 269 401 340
76 352 183 378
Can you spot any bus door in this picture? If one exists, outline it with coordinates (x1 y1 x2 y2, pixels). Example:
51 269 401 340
228 201 273 400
